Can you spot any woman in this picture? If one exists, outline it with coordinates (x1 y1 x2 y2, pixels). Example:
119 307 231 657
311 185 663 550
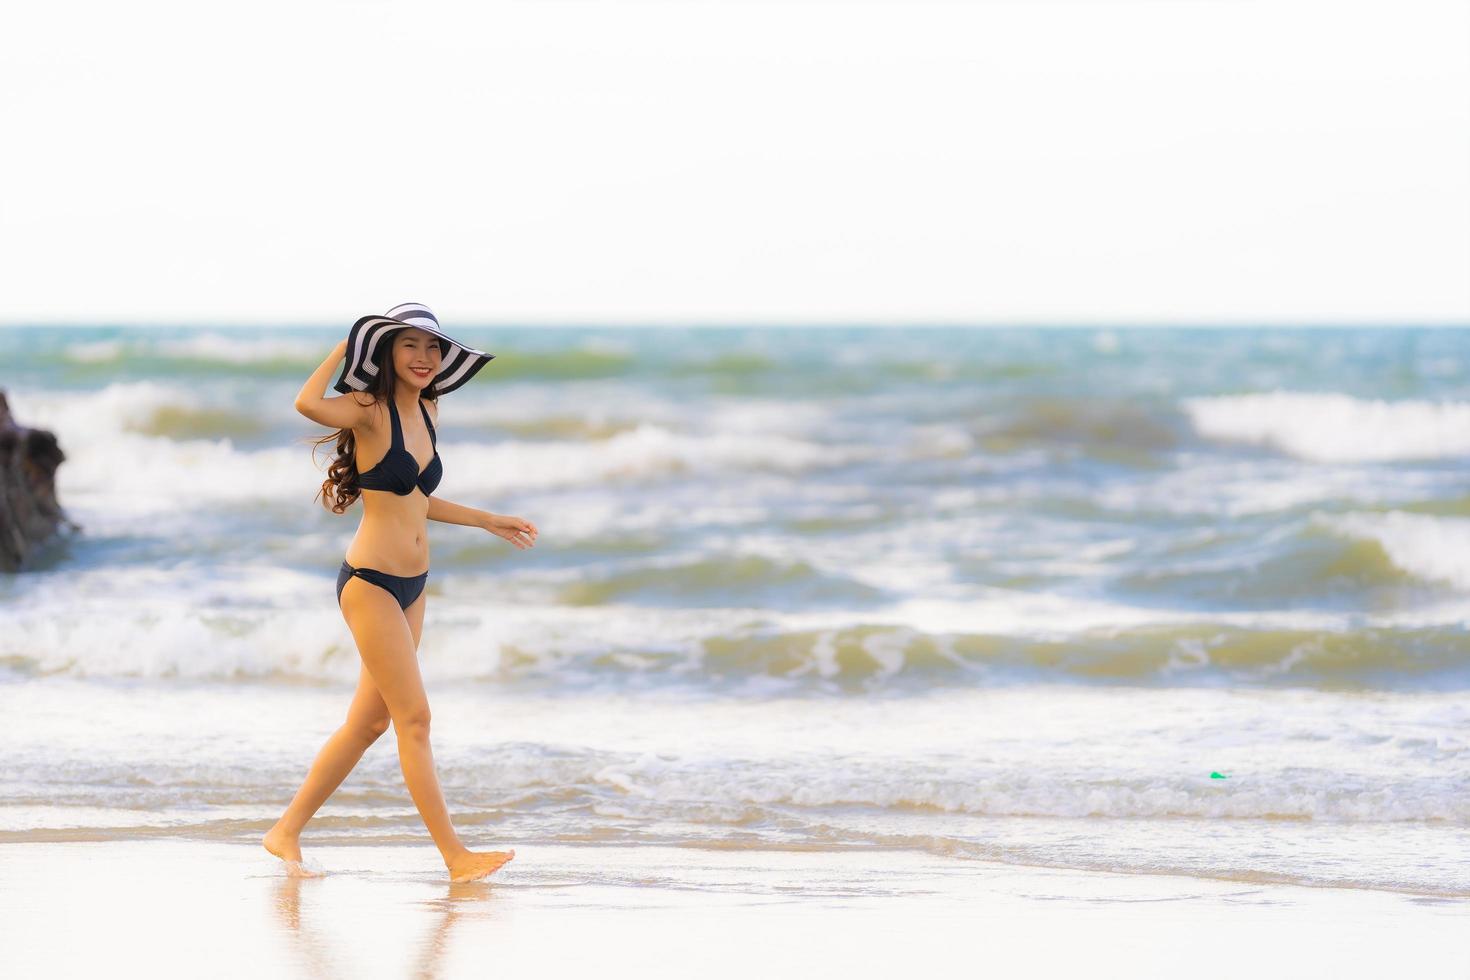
264 304 536 883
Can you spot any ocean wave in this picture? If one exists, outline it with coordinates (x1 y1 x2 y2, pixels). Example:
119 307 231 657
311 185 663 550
571 751 1470 824
976 397 1182 456
54 334 646 379
1317 511 1470 591
1182 391 1470 462
8 738 1465 826
1087 458 1451 517
6 591 1469 690
480 347 635 380
1114 513 1470 606
53 333 327 374
151 333 326 365
6 383 870 515
441 423 868 491
552 554 884 608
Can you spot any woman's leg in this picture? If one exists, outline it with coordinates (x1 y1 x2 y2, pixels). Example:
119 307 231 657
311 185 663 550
336 577 512 881
263 662 396 863
265 582 428 864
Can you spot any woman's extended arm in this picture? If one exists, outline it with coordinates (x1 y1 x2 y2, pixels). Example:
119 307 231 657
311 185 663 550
426 496 492 528
427 497 539 550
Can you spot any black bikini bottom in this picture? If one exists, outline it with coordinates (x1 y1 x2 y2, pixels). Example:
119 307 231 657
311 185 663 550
337 560 429 611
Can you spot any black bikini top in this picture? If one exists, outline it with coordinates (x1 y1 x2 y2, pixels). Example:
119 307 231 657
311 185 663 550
358 398 442 497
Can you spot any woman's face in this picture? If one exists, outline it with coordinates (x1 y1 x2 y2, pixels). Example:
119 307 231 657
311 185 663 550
393 328 443 390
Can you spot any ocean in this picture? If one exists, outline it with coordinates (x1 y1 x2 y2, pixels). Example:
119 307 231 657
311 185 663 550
2 324 1467 897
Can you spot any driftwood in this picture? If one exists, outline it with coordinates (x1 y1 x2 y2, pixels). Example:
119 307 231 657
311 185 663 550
0 389 76 571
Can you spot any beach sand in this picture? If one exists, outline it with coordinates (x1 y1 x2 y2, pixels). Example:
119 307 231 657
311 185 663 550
0 841 1463 979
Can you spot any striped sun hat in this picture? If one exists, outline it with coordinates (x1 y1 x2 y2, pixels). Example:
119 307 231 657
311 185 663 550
333 302 495 396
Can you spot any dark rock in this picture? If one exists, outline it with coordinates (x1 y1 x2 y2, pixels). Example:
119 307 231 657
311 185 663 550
0 390 78 571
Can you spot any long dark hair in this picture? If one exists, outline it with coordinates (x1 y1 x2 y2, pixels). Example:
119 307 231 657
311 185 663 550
308 332 440 514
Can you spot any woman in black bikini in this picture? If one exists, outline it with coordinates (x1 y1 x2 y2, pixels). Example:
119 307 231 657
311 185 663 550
266 304 536 883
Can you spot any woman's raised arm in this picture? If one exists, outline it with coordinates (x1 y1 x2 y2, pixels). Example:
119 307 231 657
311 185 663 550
295 340 372 429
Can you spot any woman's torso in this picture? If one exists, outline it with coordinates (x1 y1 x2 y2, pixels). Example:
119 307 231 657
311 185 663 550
343 397 437 575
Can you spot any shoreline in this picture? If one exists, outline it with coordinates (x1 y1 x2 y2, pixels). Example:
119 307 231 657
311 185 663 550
5 827 1466 900
2 840 1464 978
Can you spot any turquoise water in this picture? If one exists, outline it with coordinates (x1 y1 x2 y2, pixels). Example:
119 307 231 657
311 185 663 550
1 324 1467 893
7 324 1470 690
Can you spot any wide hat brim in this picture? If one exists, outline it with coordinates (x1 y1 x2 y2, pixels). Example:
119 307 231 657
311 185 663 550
332 302 495 397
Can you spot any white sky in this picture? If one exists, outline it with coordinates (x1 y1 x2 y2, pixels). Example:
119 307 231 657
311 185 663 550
3 0 1467 325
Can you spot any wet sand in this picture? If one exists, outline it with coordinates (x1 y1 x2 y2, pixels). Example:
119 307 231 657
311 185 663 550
0 841 1464 978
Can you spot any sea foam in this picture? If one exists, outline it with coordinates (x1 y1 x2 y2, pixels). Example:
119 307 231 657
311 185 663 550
1182 391 1470 462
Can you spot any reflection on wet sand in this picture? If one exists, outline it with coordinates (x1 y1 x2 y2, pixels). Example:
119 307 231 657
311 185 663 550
270 872 502 980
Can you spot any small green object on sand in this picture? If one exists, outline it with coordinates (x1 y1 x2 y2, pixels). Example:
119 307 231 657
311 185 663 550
1209 771 1228 779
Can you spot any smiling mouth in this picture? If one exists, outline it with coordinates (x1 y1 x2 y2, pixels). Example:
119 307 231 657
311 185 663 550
410 368 432 376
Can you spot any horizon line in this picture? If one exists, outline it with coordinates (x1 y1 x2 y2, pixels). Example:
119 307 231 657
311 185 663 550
3 319 1469 331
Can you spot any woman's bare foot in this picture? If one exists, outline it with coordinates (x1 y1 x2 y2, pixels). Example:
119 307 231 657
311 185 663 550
447 848 516 883
263 822 322 877
264 822 302 862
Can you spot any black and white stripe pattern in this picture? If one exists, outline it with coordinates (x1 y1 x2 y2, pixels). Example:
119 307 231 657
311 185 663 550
333 302 495 396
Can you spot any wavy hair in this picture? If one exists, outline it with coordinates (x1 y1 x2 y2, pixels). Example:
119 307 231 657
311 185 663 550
308 332 440 514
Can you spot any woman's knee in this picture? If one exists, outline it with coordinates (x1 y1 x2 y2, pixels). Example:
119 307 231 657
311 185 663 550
394 705 432 741
351 715 391 741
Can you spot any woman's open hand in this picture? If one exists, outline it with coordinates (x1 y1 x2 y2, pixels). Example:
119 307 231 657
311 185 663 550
484 513 538 550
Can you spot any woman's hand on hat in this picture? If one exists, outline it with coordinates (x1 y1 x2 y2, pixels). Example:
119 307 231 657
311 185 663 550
483 513 538 550
332 338 350 360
